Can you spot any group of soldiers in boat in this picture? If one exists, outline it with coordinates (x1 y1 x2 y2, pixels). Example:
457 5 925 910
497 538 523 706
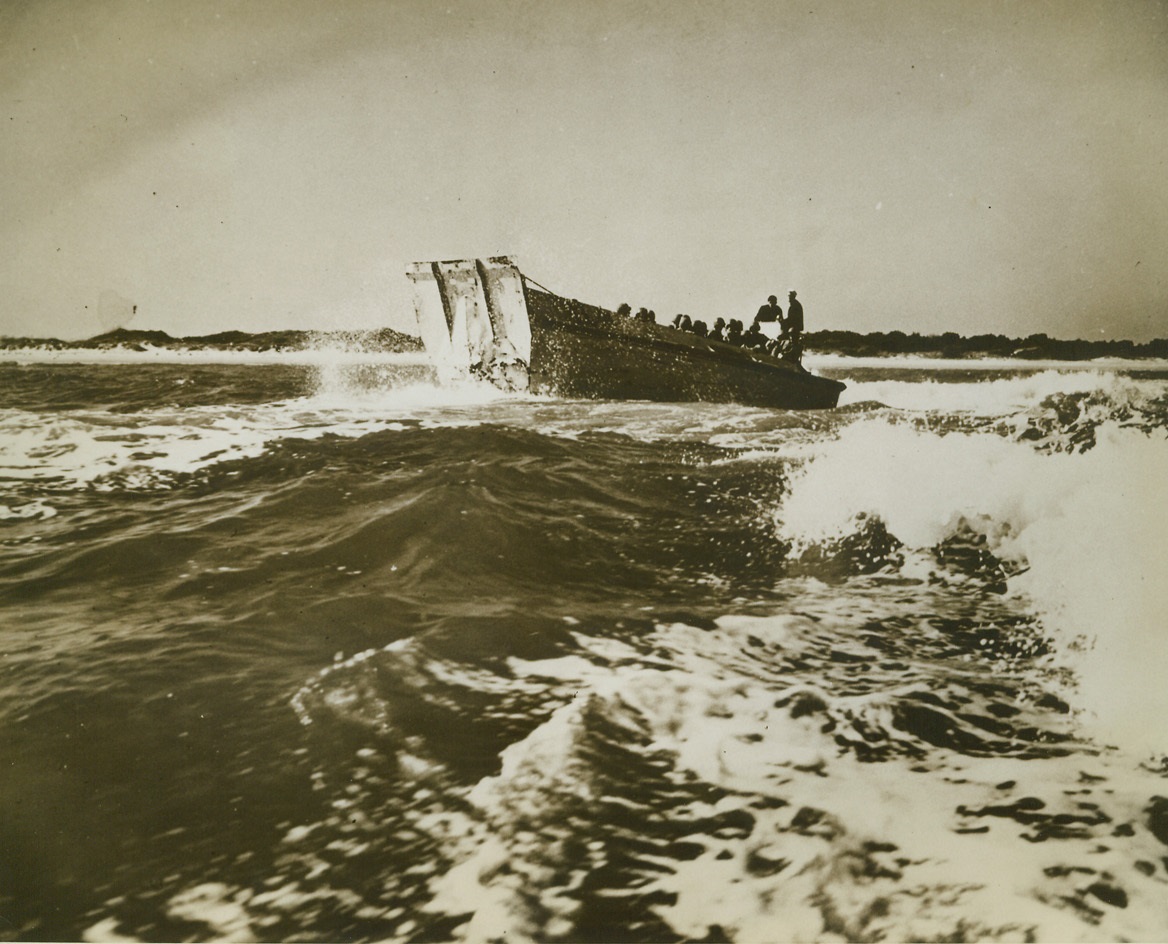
616 291 806 367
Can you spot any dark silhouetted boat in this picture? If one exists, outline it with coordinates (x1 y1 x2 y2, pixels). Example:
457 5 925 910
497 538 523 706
407 256 845 409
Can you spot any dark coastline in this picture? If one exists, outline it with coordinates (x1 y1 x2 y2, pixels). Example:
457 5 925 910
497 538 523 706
0 326 423 353
1 326 1166 360
804 329 1168 360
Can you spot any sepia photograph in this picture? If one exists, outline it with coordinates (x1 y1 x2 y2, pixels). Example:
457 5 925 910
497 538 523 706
1 1 1167 941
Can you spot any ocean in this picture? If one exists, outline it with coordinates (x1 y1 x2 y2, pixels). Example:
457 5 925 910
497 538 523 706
1 350 1167 943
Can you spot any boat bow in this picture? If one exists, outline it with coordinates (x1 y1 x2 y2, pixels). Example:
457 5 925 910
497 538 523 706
406 256 530 390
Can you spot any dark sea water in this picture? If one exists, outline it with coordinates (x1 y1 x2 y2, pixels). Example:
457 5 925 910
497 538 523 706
2 351 1167 943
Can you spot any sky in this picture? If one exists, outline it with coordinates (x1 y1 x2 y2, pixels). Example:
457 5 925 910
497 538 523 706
2 0 1167 342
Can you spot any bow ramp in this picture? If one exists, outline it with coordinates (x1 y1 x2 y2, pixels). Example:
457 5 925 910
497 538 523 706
407 257 532 390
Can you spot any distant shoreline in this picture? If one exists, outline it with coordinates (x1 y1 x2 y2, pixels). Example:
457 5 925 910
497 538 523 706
803 329 1168 361
1 326 1166 362
0 327 424 354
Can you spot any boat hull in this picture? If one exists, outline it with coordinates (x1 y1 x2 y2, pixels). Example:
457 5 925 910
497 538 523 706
525 287 845 409
407 257 845 409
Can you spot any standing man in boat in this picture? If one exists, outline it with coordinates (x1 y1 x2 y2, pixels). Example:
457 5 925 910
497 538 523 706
755 295 782 326
777 290 806 369
784 291 804 339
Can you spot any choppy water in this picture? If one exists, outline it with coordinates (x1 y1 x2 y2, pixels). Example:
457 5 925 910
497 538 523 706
1 352 1167 942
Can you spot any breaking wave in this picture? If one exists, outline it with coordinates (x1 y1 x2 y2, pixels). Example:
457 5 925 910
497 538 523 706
776 416 1168 756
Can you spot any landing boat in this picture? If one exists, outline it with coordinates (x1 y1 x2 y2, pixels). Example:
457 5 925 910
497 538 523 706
406 256 846 409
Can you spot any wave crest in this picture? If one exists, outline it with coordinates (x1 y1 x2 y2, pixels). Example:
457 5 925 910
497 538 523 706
776 418 1168 755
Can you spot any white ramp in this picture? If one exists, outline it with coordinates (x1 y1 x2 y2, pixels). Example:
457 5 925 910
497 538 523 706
406 257 531 390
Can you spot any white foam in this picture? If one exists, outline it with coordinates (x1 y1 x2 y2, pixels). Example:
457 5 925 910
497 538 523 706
836 368 1163 415
0 499 57 519
81 917 141 943
776 417 1168 755
165 883 256 943
0 405 287 489
458 618 1168 942
0 366 534 492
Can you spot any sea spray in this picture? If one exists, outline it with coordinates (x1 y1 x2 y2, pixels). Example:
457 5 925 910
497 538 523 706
308 360 511 412
1005 426 1168 756
775 417 1168 756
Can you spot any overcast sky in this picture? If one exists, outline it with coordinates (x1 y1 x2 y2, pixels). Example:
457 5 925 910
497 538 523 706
3 0 1166 341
